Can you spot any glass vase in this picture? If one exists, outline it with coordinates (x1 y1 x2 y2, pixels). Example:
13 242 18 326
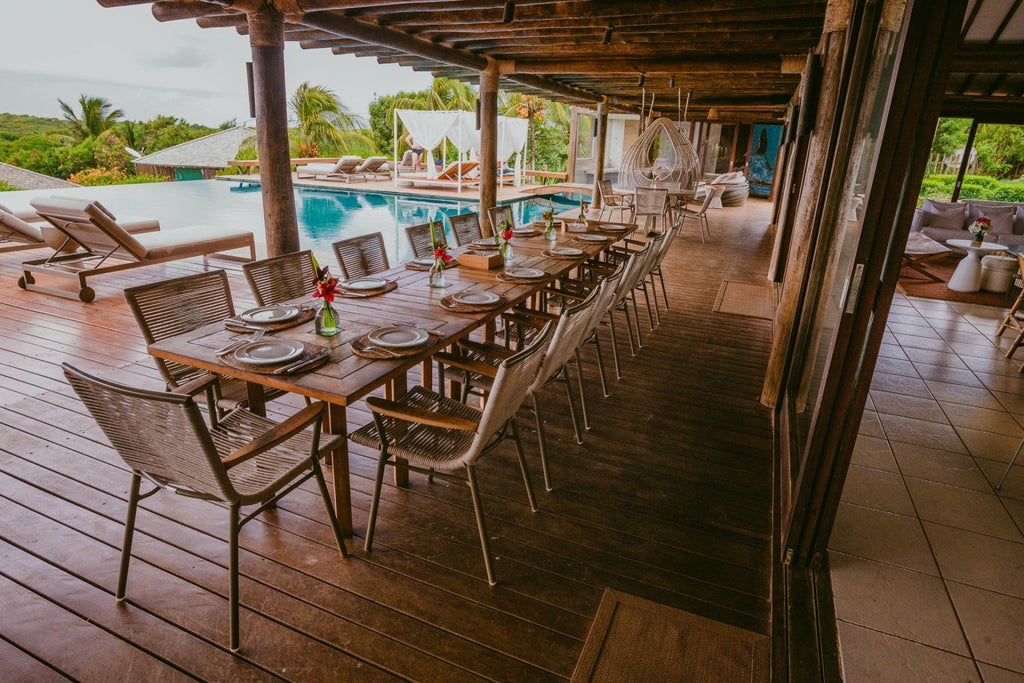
429 261 447 288
543 219 557 242
315 300 340 337
501 242 515 270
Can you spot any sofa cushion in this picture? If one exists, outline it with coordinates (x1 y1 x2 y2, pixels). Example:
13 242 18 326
920 226 969 244
976 211 1015 235
922 199 966 229
1017 205 1024 235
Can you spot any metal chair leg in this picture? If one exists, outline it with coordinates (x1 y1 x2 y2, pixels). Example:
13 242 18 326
561 366 584 445
532 393 553 492
364 450 391 551
229 503 241 652
607 312 623 379
574 350 591 431
312 458 349 557
509 419 539 506
465 465 497 586
116 473 143 601
592 331 610 397
997 436 1024 489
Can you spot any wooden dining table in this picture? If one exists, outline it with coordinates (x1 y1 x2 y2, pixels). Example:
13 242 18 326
147 223 636 535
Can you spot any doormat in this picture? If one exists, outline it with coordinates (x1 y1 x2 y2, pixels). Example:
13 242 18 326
571 589 769 683
713 281 774 320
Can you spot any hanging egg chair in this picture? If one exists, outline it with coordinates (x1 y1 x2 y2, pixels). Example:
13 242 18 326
619 117 700 191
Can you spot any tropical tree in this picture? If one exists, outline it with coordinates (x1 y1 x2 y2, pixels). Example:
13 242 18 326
57 95 124 141
289 81 375 157
391 77 476 112
498 92 570 169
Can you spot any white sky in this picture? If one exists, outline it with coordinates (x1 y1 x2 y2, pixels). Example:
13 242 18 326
0 0 433 127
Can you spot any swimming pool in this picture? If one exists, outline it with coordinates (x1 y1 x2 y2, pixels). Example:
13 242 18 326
0 180 585 262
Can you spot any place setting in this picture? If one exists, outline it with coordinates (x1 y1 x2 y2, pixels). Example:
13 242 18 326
510 226 540 238
543 245 586 259
336 277 397 297
496 265 551 283
224 303 316 332
217 336 331 375
405 255 460 271
351 324 438 359
439 287 508 312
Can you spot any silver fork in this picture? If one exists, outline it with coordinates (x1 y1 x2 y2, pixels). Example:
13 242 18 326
215 328 266 355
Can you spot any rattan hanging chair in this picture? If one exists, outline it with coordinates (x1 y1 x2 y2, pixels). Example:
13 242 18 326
619 117 700 192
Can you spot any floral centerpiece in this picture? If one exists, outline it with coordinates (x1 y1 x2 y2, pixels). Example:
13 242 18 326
310 252 340 336
578 199 588 221
428 219 452 288
969 216 991 246
494 219 515 266
542 201 557 241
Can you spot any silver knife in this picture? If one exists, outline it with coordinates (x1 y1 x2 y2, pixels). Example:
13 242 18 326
274 355 323 375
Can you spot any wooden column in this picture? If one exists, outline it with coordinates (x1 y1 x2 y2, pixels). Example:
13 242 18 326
592 101 608 208
950 118 978 202
248 8 299 256
479 61 499 236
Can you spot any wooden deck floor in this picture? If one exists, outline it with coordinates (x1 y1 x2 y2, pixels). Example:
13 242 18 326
0 199 775 682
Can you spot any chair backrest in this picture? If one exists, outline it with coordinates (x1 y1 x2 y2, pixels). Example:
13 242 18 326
598 179 621 207
243 249 316 306
31 196 148 259
405 222 436 259
634 233 665 283
357 156 387 172
0 205 44 243
633 187 668 217
124 270 235 390
449 212 483 246
585 262 625 336
438 161 478 180
332 232 390 279
694 186 720 215
63 362 236 502
469 322 554 462
333 156 363 173
612 241 653 307
488 205 515 232
531 285 601 391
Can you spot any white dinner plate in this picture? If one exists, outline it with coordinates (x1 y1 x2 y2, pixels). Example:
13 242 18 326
550 247 584 256
238 305 300 324
233 339 305 365
342 277 388 291
597 223 630 231
411 256 435 266
472 237 499 248
577 234 609 242
367 326 430 348
452 290 500 306
504 267 547 279
512 227 534 235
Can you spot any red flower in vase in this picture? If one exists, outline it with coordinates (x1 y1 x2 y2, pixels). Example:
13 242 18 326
434 246 453 264
310 252 339 302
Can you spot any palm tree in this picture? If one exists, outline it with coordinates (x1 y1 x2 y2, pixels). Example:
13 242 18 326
289 82 375 157
58 95 124 141
498 92 569 169
391 77 476 112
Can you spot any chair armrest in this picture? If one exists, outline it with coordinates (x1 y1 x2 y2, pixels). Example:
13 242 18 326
434 352 500 378
365 396 479 431
174 373 219 397
542 286 588 302
510 306 560 322
222 401 325 468
457 339 516 358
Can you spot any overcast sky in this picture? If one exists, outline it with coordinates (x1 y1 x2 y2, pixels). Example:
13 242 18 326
0 1 433 127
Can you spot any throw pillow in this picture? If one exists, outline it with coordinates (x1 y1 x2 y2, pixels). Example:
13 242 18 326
922 199 966 229
980 211 1014 235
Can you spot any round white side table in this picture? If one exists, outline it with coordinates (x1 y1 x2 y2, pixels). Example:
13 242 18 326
946 239 1008 292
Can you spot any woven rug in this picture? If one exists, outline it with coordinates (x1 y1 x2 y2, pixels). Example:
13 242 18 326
898 256 1009 306
571 589 769 683
713 281 774 320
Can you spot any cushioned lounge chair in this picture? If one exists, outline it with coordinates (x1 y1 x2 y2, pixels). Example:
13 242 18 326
406 161 481 191
2 200 158 254
20 196 255 302
353 155 390 179
295 155 364 181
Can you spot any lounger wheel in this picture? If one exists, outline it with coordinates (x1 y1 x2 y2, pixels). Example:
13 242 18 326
78 287 95 303
17 274 33 289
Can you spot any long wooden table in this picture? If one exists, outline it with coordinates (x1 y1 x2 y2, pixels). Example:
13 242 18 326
147 226 634 535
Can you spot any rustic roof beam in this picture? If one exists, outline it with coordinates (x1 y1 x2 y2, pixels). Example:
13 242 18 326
505 55 783 75
953 44 1024 74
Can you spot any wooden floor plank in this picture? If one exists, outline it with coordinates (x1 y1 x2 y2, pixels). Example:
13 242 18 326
0 199 777 679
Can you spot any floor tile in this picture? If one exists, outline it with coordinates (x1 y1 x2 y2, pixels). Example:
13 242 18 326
875 356 922 378
895 334 954 352
829 553 969 654
943 404 1024 437
878 413 967 453
924 522 1024 599
948 582 1024 674
993 389 1024 414
878 343 910 360
904 347 969 369
831 503 937 574
850 434 898 473
858 411 885 438
870 371 932 398
836 621 980 682
904 479 1022 541
957 427 1022 463
871 391 947 423
1005 498 1024 531
975 370 1024 394
978 663 1024 683
914 363 985 387
926 380 1003 410
960 354 1021 378
889 322 942 339
976 458 1024 500
841 465 916 516
891 442 991 491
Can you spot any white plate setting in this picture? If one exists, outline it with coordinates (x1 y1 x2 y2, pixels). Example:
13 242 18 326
233 339 305 365
411 256 435 266
504 267 547 279
367 326 430 348
342 277 388 291
577 234 609 242
550 246 584 256
452 290 500 306
238 305 300 324
512 228 534 235
472 237 499 248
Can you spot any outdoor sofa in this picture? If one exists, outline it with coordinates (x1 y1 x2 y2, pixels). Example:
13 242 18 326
912 198 1024 246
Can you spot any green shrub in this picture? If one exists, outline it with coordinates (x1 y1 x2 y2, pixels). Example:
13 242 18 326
957 182 990 200
0 180 17 192
992 184 1024 203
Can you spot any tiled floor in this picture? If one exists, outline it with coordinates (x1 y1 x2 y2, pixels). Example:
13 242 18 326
830 294 1024 682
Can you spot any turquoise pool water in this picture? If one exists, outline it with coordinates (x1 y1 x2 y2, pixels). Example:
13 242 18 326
0 180 584 262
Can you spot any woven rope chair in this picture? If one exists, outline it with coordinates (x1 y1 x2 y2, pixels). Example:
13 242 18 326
449 212 483 246
631 187 669 237
242 249 316 306
488 205 515 232
604 241 653 375
124 270 281 423
598 179 632 222
331 232 390 280
678 185 723 242
62 363 348 652
405 222 436 259
996 253 1024 358
350 322 554 585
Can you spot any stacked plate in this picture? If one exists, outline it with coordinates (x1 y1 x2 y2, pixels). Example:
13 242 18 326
503 267 546 279
548 246 584 257
367 326 430 348
451 290 501 306
239 305 301 324
341 277 388 291
233 339 305 365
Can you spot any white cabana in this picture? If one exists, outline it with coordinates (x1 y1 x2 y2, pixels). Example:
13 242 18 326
394 110 460 179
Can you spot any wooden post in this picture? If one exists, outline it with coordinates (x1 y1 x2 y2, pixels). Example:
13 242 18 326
592 101 608 209
951 118 978 202
248 8 299 256
479 60 499 236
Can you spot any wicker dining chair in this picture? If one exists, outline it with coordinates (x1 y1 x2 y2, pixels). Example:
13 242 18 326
598 179 632 222
350 322 554 585
124 270 281 423
996 253 1024 358
449 212 483 246
678 185 724 242
405 222 436 259
631 187 669 236
62 363 348 652
331 232 390 280
242 249 316 306
488 204 515 232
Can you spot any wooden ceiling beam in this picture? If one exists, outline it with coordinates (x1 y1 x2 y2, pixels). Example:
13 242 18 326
448 29 822 51
953 44 1024 74
941 95 1024 124
506 55 783 75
